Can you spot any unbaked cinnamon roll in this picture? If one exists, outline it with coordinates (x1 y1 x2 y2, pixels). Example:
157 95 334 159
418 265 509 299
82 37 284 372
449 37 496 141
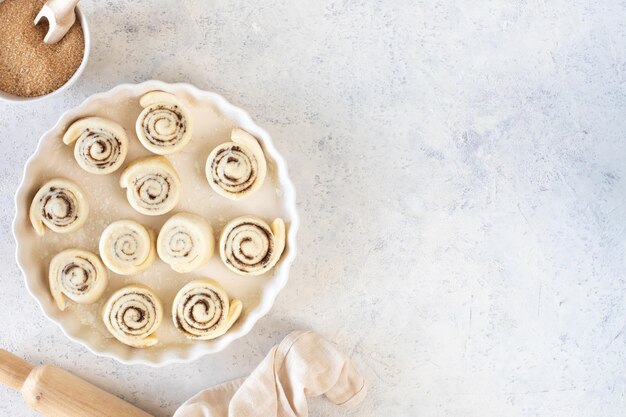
99 220 156 275
102 285 163 348
49 249 108 311
219 216 286 276
29 178 89 236
136 91 193 155
62 117 129 175
119 156 181 216
205 128 267 200
157 212 215 273
172 279 242 340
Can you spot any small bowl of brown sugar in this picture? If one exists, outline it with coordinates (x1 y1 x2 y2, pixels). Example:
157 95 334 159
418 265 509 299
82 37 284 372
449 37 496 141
0 0 90 102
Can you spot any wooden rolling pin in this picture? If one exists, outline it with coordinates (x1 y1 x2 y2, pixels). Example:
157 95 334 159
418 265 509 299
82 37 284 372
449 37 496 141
0 349 154 417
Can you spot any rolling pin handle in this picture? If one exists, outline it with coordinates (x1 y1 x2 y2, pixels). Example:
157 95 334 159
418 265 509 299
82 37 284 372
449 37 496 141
0 349 34 391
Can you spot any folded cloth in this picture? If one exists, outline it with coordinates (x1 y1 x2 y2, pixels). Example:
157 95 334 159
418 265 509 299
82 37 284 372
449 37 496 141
174 331 367 417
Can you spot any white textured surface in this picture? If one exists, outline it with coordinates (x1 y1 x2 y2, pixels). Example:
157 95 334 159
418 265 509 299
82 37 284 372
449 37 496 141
1 1 625 416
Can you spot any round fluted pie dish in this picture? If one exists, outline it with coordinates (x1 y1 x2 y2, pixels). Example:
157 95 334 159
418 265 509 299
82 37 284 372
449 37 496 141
13 81 299 366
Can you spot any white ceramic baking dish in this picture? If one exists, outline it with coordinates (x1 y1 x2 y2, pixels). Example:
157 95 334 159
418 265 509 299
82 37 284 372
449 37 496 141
13 81 299 366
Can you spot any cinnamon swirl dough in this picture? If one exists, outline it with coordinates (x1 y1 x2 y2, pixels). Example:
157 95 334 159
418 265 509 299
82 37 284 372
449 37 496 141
49 249 108 311
219 216 286 276
157 212 215 273
172 279 242 340
119 156 181 216
205 128 267 200
62 117 129 175
136 91 193 155
29 178 89 236
102 285 163 348
99 220 157 275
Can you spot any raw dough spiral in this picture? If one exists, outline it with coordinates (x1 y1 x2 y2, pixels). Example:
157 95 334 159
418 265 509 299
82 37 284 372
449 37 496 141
136 91 193 155
102 285 163 348
29 178 89 236
99 220 157 275
62 117 129 174
219 216 286 276
205 128 267 200
119 156 181 216
157 212 215 273
172 279 242 340
49 249 108 311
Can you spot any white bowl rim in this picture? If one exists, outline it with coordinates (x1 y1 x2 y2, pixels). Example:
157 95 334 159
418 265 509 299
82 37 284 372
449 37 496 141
12 80 300 366
0 6 91 103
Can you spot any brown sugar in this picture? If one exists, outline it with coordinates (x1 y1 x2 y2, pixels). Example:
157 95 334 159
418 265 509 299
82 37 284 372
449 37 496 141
0 0 85 97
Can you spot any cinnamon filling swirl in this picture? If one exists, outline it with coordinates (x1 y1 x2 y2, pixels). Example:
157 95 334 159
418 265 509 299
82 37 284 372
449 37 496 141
103 285 163 348
99 220 156 275
136 91 193 155
63 117 129 175
172 279 242 340
29 178 89 236
219 216 286 276
49 249 108 311
157 212 214 273
206 128 267 200
120 156 181 216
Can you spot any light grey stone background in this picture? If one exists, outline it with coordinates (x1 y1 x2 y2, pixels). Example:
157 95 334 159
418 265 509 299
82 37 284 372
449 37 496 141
1 0 625 416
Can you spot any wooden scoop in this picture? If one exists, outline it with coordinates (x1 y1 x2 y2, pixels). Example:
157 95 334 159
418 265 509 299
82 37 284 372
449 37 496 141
0 349 153 417
34 0 80 44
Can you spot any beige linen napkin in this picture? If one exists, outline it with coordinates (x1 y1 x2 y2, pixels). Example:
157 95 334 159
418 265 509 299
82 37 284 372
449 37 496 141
174 330 367 417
